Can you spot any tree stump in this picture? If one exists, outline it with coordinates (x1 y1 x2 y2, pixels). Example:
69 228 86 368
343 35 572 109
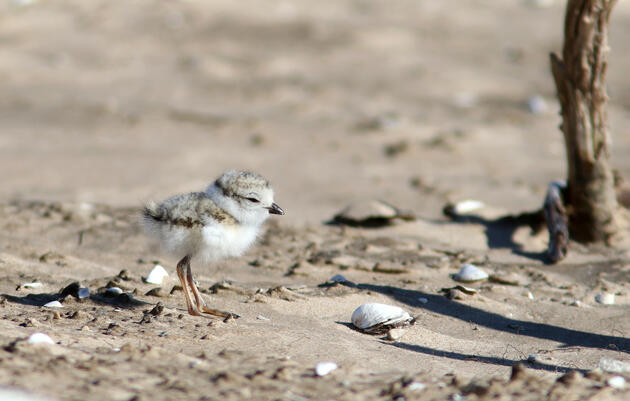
550 0 625 245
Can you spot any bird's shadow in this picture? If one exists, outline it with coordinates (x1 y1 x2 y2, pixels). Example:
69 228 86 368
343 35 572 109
440 208 550 263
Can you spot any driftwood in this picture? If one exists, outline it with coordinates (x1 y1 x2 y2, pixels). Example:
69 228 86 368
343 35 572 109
549 0 622 245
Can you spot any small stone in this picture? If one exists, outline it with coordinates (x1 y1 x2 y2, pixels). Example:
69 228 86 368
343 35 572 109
527 354 540 363
256 315 270 321
525 291 534 300
43 301 63 308
106 287 123 296
315 361 338 377
526 94 547 114
329 274 348 283
417 297 428 304
407 382 426 391
80 325 91 331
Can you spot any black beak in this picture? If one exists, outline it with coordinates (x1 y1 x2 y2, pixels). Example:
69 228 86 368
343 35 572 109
267 203 285 215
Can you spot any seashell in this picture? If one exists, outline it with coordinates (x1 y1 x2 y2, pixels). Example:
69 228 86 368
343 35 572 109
599 358 630 373
595 292 615 305
330 274 347 283
351 303 414 334
27 332 55 345
453 264 488 283
43 301 63 308
77 287 90 299
145 264 169 285
106 287 123 295
331 200 415 227
315 361 338 376
23 282 43 289
607 376 626 389
407 382 426 392
452 200 484 214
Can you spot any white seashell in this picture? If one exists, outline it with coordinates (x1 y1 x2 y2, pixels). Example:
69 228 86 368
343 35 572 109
453 264 488 283
145 264 169 285
407 382 426 391
330 274 347 283
23 282 43 288
43 301 63 308
0 387 54 401
453 200 484 214
27 332 55 345
106 287 123 295
351 303 413 334
77 287 90 299
607 376 626 389
595 292 615 305
315 361 338 376
599 358 630 373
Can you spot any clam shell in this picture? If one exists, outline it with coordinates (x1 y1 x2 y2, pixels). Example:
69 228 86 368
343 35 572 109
453 264 488 283
332 200 415 227
27 332 55 345
145 264 168 285
351 303 413 334
315 361 338 376
43 301 63 308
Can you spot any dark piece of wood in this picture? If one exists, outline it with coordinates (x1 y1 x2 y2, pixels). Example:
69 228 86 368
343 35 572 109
550 0 623 244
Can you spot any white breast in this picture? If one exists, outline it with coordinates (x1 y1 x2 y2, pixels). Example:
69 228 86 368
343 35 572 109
199 223 260 262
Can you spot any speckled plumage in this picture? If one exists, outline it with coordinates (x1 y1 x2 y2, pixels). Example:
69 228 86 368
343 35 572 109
141 170 284 317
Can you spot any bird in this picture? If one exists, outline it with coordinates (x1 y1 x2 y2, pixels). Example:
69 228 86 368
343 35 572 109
141 170 284 318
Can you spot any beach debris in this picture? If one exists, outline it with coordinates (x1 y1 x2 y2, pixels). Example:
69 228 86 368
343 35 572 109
524 291 534 300
330 200 415 227
417 297 428 304
27 332 55 345
595 292 615 305
144 264 169 285
599 358 630 373
59 282 90 299
351 303 414 334
314 361 338 377
43 301 63 308
527 354 541 363
453 264 488 283
440 285 478 300
256 315 270 321
407 382 427 392
23 282 43 289
607 376 626 389
543 181 569 263
329 274 348 283
489 274 521 286
106 287 123 296
526 94 547 114
452 200 484 215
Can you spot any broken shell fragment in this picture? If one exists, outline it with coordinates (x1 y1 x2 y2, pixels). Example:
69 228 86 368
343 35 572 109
315 361 338 376
351 303 414 334
27 332 55 345
144 264 168 285
331 200 415 227
23 282 43 289
43 301 63 308
595 293 615 305
453 264 488 283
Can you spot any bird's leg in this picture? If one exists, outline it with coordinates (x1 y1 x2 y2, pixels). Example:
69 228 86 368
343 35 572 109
176 255 201 316
185 263 239 319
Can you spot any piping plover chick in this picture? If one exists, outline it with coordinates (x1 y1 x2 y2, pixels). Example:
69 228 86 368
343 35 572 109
142 170 284 318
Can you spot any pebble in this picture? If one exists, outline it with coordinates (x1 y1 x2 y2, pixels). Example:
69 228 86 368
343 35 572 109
43 301 63 308
106 287 123 295
23 282 43 288
407 382 426 391
453 264 488 283
595 293 615 305
145 264 169 285
417 297 428 304
315 361 338 376
256 315 270 321
77 287 90 299
27 332 55 345
527 354 541 363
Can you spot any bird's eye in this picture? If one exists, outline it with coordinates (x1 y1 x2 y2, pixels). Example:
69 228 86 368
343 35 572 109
246 197 260 203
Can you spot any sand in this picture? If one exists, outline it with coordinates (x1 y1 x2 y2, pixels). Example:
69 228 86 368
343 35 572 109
0 0 629 400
